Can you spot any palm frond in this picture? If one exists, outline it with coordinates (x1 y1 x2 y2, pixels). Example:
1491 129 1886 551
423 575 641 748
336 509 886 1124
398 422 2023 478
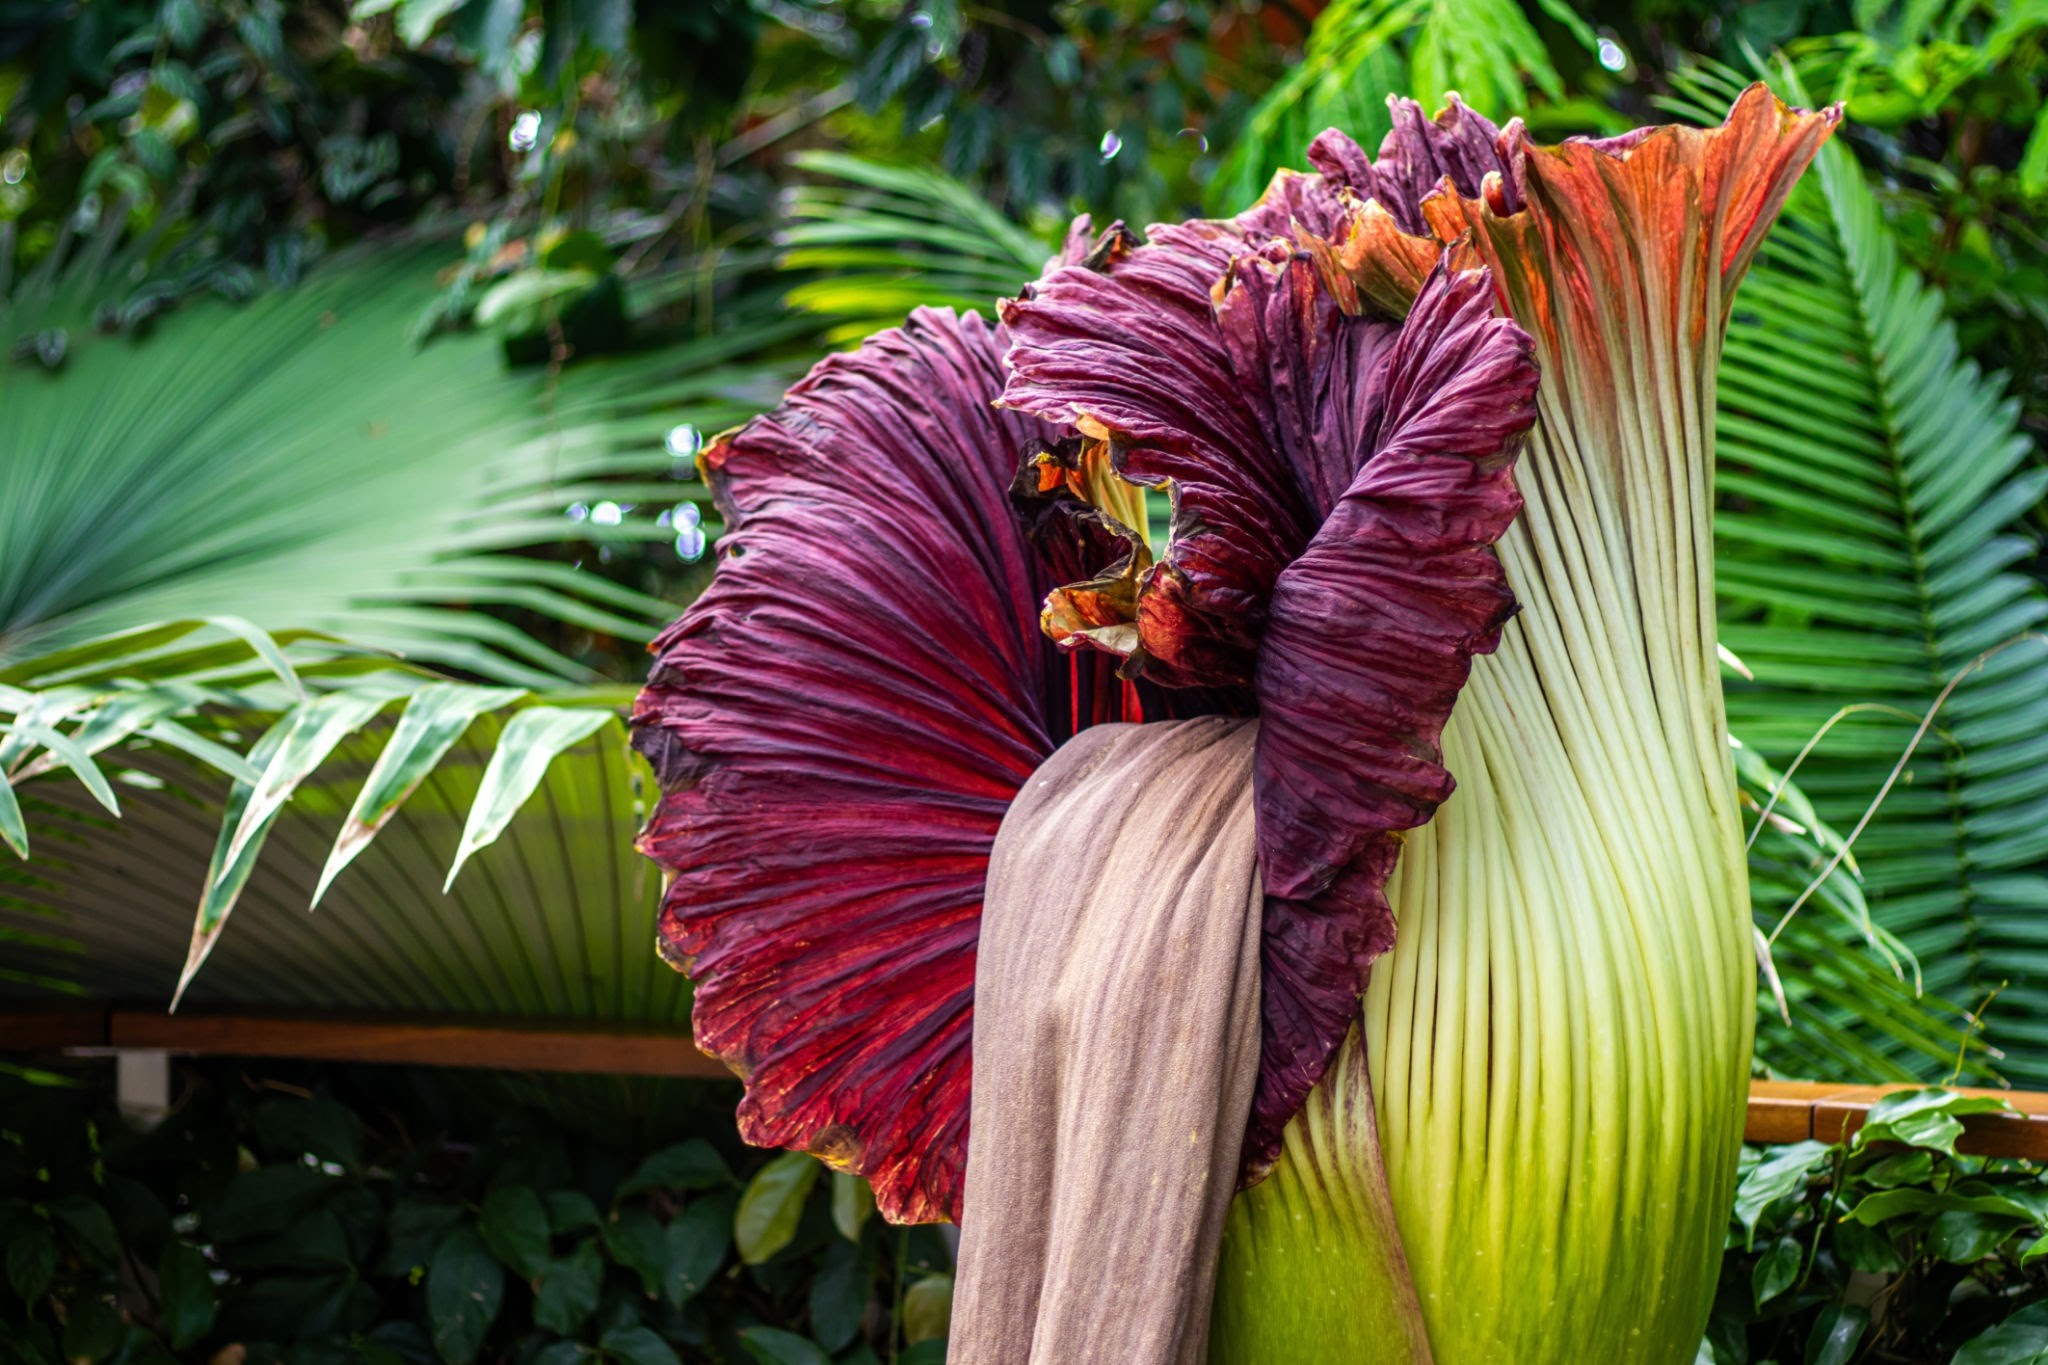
0 234 825 1006
0 699 678 1022
1675 60 2048 1081
0 240 787 686
777 152 1053 342
1204 0 1594 214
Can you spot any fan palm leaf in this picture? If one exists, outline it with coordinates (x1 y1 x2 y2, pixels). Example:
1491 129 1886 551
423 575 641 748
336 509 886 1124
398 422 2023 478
776 151 1053 342
0 238 796 686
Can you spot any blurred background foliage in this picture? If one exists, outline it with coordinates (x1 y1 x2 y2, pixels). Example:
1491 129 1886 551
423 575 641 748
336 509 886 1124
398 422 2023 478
6 0 2048 1360
2 0 2048 1273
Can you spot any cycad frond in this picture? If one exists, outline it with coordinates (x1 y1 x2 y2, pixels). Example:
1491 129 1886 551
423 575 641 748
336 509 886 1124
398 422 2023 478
1678 62 2048 1080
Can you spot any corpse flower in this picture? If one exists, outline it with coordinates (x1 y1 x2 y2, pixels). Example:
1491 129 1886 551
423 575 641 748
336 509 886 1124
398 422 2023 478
632 83 1837 1363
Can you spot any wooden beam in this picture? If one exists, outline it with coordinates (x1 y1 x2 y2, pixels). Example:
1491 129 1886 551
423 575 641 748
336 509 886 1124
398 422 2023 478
107 1010 731 1078
4 1008 2046 1159
0 1008 728 1080
1745 1079 2048 1159
0 1006 111 1051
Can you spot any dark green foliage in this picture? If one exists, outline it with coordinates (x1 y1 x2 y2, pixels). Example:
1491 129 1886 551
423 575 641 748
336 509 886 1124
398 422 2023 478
1706 1089 2048 1362
0 1061 952 1365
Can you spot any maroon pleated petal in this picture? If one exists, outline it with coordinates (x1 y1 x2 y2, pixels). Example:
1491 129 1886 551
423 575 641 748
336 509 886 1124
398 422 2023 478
1000 221 1340 690
1245 259 1537 1169
1007 218 1539 1171
633 309 1068 1225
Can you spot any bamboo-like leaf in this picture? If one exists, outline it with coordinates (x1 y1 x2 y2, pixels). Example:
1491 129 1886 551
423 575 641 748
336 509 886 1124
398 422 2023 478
172 720 293 1008
173 692 391 1005
444 707 618 891
203 616 305 702
313 683 525 907
2 700 675 1020
0 767 26 859
219 692 396 873
7 723 120 817
138 719 264 786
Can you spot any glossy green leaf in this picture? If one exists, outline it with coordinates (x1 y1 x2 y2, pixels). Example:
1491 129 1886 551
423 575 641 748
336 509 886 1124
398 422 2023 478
808 1241 868 1352
533 1237 604 1336
735 1152 820 1266
49 1194 119 1265
6 1219 56 1301
602 1204 667 1298
547 1189 601 1235
478 1185 551 1278
1732 1141 1834 1242
1954 1303 2048 1365
738 1327 830 1365
1850 1088 2012 1157
902 1273 953 1345
426 1228 504 1365
158 1241 217 1348
1750 1237 1801 1308
1805 1303 1869 1365
618 1139 732 1199
831 1171 874 1243
60 1295 122 1361
664 1193 733 1308
599 1326 682 1365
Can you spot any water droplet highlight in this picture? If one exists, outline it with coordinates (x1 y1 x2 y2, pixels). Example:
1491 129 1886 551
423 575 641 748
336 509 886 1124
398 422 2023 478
1099 130 1122 161
509 110 542 152
566 501 590 522
591 500 623 527
674 503 701 530
675 525 708 561
666 423 702 460
1597 37 1628 72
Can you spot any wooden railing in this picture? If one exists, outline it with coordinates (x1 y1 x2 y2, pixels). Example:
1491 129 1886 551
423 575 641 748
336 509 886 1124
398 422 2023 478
8 1009 2048 1158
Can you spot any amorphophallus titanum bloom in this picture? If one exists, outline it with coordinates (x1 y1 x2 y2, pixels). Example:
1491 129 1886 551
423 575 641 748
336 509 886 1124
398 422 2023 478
631 85 1838 1362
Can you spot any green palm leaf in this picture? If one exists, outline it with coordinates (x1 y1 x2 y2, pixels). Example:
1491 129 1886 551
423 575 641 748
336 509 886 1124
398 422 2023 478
0 704 680 1022
0 240 764 686
0 237 820 1004
1675 61 2048 1080
777 152 1053 342
1204 0 1596 214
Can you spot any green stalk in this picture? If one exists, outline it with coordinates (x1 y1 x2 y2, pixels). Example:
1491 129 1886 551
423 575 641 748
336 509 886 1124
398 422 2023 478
1213 89 1833 1361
